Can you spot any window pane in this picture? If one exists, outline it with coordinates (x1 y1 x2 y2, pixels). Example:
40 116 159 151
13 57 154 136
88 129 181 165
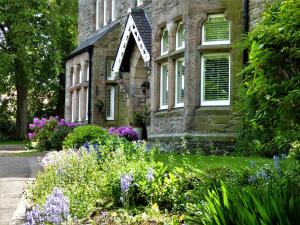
203 55 229 101
176 23 185 49
161 64 168 107
176 59 185 105
107 59 114 80
204 16 229 43
106 86 114 119
161 30 169 54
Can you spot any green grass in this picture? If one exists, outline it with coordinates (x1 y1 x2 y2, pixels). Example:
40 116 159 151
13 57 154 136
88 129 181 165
0 139 27 145
0 150 43 157
156 153 272 171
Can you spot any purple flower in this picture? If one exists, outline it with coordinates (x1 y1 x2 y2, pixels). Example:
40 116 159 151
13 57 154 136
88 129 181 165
28 132 36 140
109 126 139 141
44 188 69 224
146 168 155 182
120 173 134 193
25 205 45 225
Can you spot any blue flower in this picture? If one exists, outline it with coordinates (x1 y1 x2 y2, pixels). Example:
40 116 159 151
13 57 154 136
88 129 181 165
146 168 155 182
120 173 134 193
274 155 280 169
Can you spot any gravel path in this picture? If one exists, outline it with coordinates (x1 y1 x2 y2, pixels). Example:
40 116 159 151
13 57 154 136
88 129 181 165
0 157 40 225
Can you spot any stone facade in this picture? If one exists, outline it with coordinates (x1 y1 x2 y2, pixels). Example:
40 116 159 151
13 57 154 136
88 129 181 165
66 0 272 151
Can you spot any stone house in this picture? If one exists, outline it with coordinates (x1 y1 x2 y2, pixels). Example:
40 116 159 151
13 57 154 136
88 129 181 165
65 0 270 150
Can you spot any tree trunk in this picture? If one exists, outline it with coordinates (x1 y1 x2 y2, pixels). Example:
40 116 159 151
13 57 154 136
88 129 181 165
15 60 28 139
56 71 65 118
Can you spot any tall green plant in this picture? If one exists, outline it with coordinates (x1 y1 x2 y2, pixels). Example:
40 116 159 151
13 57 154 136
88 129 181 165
192 183 300 225
238 0 300 156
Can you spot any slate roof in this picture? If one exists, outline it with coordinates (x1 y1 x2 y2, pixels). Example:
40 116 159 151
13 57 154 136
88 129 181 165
67 20 119 59
130 8 152 54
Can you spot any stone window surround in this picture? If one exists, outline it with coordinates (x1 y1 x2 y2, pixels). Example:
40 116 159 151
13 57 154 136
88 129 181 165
68 62 89 123
198 13 232 107
155 19 186 112
95 0 117 31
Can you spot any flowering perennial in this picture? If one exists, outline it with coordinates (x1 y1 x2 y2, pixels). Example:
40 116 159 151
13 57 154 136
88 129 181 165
109 126 139 141
24 188 69 225
120 173 134 193
146 168 155 182
28 116 77 140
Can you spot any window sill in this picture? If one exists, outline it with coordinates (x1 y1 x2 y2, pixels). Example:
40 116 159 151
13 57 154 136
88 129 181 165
198 44 232 53
69 82 88 91
169 49 185 59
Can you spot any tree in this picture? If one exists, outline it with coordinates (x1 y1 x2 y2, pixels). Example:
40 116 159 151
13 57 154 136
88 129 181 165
238 0 300 156
0 0 78 139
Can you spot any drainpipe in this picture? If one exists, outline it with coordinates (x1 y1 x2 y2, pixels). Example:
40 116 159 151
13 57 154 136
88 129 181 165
243 0 249 66
88 46 94 124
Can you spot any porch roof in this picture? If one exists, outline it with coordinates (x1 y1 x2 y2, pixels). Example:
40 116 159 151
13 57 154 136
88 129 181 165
113 8 152 72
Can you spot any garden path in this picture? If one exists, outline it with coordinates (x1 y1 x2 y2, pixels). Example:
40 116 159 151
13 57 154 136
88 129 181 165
0 151 40 225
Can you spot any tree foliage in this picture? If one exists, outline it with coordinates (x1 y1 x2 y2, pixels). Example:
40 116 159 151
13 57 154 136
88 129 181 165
238 0 300 156
0 0 78 139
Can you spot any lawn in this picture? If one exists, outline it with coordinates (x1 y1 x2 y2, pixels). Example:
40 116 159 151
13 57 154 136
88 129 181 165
0 139 27 145
156 153 272 171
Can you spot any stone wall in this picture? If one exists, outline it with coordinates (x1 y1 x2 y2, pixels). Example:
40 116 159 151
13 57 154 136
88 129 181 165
148 0 244 147
78 0 95 43
249 0 274 29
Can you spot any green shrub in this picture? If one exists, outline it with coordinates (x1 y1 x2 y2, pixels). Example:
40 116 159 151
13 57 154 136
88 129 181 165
63 125 110 149
238 0 300 156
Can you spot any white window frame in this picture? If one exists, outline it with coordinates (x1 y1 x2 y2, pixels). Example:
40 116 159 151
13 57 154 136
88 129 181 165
137 0 143 7
112 0 116 21
85 87 89 121
96 0 100 30
201 53 231 106
103 0 107 26
161 29 169 55
202 14 230 46
107 59 115 80
176 22 185 50
78 89 82 122
175 58 185 108
106 86 115 120
160 63 168 110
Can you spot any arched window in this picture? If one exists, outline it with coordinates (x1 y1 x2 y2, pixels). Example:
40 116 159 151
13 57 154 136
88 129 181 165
161 29 169 55
202 15 230 45
137 0 143 7
176 22 185 50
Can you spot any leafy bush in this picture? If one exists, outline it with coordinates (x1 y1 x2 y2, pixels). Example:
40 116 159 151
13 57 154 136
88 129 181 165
28 117 76 151
238 0 300 156
27 149 104 219
63 125 110 149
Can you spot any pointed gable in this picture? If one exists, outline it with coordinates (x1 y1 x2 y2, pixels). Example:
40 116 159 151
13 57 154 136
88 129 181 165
113 8 152 72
